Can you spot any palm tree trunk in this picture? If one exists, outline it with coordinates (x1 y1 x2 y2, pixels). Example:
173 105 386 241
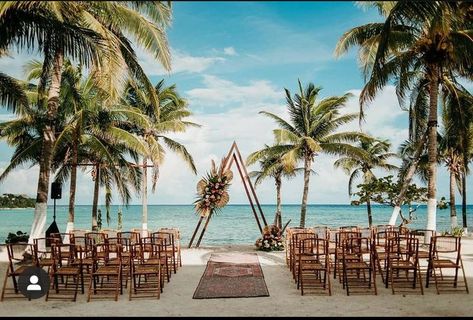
449 169 457 229
91 164 100 231
274 174 282 229
462 172 467 235
426 65 439 233
66 127 79 235
141 157 148 236
28 48 64 249
388 132 427 225
300 155 312 228
367 198 373 227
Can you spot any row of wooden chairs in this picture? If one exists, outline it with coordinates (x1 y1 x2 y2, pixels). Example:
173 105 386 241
285 225 469 296
1 228 182 302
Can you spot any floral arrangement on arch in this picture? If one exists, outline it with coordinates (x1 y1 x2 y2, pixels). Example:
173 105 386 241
255 224 284 251
194 158 233 217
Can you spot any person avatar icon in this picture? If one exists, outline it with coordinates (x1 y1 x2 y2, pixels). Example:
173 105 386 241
26 275 42 291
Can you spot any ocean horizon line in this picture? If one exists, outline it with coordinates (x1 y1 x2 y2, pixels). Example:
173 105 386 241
37 203 473 207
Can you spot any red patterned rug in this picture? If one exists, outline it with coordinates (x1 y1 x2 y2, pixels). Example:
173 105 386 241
193 252 270 299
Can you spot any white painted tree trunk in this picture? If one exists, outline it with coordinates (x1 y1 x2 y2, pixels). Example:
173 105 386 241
28 203 47 251
141 158 148 237
426 198 437 243
389 206 401 226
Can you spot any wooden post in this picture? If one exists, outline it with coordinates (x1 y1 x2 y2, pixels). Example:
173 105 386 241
188 216 204 248
196 212 213 248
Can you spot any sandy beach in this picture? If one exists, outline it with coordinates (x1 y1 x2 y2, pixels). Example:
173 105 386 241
0 239 472 317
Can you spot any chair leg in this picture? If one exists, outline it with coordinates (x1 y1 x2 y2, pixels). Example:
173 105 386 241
417 263 424 295
87 275 94 302
433 267 440 295
461 259 469 294
1 270 9 301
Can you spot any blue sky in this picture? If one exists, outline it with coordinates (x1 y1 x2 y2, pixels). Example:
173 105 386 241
0 1 469 206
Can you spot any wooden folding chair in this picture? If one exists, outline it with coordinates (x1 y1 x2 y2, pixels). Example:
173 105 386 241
87 243 122 302
341 237 377 296
1 243 35 301
387 235 423 295
128 243 161 300
426 235 469 294
298 237 331 296
46 243 81 301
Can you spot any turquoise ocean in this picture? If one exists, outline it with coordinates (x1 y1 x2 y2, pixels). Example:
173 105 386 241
0 204 471 245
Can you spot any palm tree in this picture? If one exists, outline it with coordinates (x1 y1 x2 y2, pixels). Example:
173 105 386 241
335 1 473 233
260 80 368 227
0 1 173 243
334 137 398 226
125 80 199 232
23 59 150 232
439 86 473 231
0 73 28 113
247 144 302 229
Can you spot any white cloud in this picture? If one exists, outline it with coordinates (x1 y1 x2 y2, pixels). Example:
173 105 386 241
342 85 409 150
186 75 282 108
0 51 42 79
137 48 225 76
223 47 237 56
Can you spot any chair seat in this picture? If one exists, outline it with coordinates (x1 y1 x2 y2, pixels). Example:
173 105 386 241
134 265 160 274
417 250 429 259
344 261 370 269
300 261 326 270
38 258 55 266
390 260 415 269
146 258 164 265
9 265 32 276
432 259 459 268
56 266 80 275
94 266 120 275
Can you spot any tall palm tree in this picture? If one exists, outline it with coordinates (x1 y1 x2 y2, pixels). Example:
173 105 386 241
439 86 473 231
335 1 473 233
334 137 398 226
125 80 199 232
260 80 368 227
0 1 172 244
24 59 150 232
247 144 302 229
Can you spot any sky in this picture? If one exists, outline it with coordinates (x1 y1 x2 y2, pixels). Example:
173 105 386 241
0 1 470 206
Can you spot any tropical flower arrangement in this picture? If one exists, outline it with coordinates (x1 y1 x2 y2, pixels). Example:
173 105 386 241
255 224 284 251
194 158 233 217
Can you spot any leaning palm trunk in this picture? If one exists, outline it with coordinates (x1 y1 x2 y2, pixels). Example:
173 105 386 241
28 49 64 250
449 170 457 229
66 128 79 235
426 66 439 234
91 164 100 231
274 174 282 229
388 132 428 225
462 172 468 235
300 155 312 227
141 157 148 236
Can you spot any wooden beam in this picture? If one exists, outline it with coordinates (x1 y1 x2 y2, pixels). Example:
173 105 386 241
233 143 268 226
188 216 204 248
196 212 213 248
233 153 263 234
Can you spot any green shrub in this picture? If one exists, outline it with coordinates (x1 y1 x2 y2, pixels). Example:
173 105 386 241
5 231 29 244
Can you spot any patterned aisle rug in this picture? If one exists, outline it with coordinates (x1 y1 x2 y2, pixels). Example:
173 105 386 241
192 252 270 299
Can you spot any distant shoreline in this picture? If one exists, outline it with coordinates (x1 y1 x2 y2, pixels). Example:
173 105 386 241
0 207 34 210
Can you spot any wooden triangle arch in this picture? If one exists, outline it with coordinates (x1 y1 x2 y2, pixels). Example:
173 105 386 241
188 141 268 248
